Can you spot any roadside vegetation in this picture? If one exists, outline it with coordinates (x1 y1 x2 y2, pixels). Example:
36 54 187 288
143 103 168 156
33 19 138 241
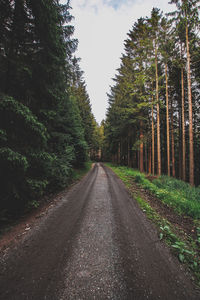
106 163 200 286
0 1 98 219
71 161 93 182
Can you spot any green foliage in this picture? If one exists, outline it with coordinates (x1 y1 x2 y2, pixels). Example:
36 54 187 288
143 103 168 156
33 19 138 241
197 227 200 244
153 175 200 202
0 96 48 149
105 1 200 186
27 151 54 177
0 147 28 173
152 176 200 218
0 0 95 217
107 164 200 219
49 150 73 189
159 224 198 269
28 200 40 209
26 179 48 198
71 161 92 181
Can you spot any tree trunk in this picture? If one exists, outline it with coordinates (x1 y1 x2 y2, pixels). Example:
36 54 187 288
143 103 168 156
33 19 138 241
133 151 137 168
118 142 120 165
145 143 148 173
139 120 144 172
127 131 130 167
148 144 152 174
155 42 161 175
171 99 175 177
181 66 186 181
165 63 170 176
151 97 155 175
186 22 194 185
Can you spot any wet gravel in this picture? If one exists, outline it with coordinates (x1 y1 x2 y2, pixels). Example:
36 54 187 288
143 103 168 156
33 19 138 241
0 163 199 300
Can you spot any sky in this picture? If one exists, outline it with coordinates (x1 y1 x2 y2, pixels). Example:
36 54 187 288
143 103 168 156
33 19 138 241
62 0 176 123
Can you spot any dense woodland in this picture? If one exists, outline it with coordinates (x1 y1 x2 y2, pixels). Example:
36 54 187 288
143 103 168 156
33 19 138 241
104 0 200 186
1 0 200 217
0 0 100 215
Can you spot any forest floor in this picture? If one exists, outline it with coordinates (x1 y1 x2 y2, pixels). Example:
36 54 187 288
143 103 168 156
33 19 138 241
0 163 200 299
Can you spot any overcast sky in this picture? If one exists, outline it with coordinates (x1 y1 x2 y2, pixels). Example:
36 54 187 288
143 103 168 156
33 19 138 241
63 0 175 123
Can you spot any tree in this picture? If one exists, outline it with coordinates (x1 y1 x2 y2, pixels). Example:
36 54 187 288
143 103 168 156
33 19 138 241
0 0 92 215
169 0 200 185
160 17 173 176
105 2 200 187
149 8 163 176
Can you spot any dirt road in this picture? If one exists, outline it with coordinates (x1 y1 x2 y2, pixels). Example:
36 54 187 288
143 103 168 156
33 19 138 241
0 163 199 299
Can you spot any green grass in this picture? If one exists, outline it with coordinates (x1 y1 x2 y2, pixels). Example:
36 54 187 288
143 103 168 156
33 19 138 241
106 163 200 219
153 176 200 217
106 163 200 285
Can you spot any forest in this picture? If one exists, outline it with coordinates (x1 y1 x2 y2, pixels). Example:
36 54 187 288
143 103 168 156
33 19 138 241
0 0 200 218
0 0 101 216
1 1 200 294
104 0 200 186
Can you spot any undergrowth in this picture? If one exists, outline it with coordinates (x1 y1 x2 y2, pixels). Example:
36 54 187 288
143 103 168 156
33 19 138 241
71 161 92 181
106 164 200 219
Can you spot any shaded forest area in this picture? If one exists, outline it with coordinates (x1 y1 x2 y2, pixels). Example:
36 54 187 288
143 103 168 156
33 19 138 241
104 0 200 186
0 0 101 217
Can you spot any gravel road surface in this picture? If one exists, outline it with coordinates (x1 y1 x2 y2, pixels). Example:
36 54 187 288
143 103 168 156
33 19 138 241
0 163 199 299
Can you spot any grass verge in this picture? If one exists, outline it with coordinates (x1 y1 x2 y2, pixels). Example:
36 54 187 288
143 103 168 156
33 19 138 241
106 163 200 286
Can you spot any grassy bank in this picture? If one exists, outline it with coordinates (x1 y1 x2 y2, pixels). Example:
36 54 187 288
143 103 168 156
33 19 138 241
106 163 200 286
106 164 200 219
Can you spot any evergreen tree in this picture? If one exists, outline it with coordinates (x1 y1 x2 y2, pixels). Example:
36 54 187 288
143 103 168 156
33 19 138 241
105 2 200 186
0 0 92 215
169 0 200 185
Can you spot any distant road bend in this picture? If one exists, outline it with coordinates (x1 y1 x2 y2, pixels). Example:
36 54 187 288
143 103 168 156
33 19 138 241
0 163 199 299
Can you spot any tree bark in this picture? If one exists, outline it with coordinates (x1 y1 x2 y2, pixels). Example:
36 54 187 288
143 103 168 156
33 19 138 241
181 63 186 181
186 22 194 185
145 143 148 173
118 142 121 165
139 120 144 173
151 97 155 175
165 63 170 176
171 99 175 177
127 131 130 167
148 144 152 174
155 41 161 175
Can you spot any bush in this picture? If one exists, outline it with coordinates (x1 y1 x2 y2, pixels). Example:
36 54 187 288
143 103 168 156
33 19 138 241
26 179 48 198
0 147 28 175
